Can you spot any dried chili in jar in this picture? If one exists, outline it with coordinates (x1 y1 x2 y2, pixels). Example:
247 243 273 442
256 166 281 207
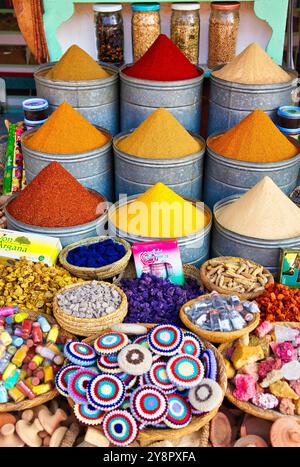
93 4 124 67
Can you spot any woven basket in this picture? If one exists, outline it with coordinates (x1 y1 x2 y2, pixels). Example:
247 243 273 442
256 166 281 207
59 236 132 281
67 323 227 447
180 294 260 344
200 256 274 300
0 311 74 412
219 322 300 423
53 281 128 337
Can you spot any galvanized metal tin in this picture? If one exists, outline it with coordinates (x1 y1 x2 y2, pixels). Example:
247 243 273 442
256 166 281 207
120 65 204 133
108 195 212 266
204 132 300 209
207 69 298 136
34 63 119 135
4 191 108 248
212 195 300 275
21 126 114 202
113 132 205 199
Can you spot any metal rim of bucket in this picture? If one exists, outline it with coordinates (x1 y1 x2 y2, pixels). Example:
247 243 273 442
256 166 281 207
34 62 119 89
108 193 212 242
113 131 206 167
21 125 113 162
207 131 300 171
213 194 300 246
4 189 108 234
119 63 205 89
210 66 298 92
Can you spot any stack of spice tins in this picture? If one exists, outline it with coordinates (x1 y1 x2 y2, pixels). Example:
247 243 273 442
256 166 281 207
120 34 204 133
56 324 225 446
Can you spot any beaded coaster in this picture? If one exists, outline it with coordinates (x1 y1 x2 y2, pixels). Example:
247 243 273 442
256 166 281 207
94 333 129 355
166 354 204 389
201 349 218 381
74 403 104 426
130 385 168 424
103 410 138 447
97 354 121 374
179 332 204 358
188 378 223 413
68 368 98 404
165 394 192 429
64 342 97 366
118 344 153 376
55 364 80 396
132 334 150 349
87 374 126 410
148 325 183 356
148 361 176 394
116 371 137 390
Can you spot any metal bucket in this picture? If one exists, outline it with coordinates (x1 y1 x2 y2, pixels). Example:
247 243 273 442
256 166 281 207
204 133 300 209
4 191 108 248
21 126 114 202
108 195 212 267
212 195 300 275
34 63 119 135
113 132 205 200
120 65 204 133
207 70 298 136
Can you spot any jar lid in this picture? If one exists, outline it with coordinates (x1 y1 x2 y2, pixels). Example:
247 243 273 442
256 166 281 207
172 3 200 10
277 106 300 119
131 3 160 12
93 4 122 12
211 1 240 10
24 117 48 126
22 98 48 111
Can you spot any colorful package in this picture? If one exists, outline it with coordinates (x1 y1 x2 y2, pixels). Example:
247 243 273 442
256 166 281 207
132 240 184 285
280 249 300 287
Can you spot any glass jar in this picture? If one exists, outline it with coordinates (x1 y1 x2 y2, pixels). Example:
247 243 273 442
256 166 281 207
131 3 161 62
93 4 124 67
171 3 200 65
208 2 240 69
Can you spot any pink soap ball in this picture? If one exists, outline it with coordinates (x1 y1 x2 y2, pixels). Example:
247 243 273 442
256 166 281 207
238 362 259 381
255 321 273 338
271 342 297 363
258 357 282 380
290 378 300 397
233 374 257 402
251 392 278 410
279 398 295 416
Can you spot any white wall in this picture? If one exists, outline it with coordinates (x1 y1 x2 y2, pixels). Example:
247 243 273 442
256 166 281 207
56 1 272 65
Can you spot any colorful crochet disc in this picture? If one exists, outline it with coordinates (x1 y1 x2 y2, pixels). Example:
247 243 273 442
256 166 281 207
165 394 192 429
64 341 97 366
201 349 218 381
148 361 176 394
179 332 204 358
74 403 104 426
55 364 80 396
116 371 137 389
148 325 183 356
130 385 168 424
97 354 121 373
133 334 150 349
68 368 98 404
103 410 138 447
166 354 204 389
118 344 153 376
87 374 125 410
94 333 129 355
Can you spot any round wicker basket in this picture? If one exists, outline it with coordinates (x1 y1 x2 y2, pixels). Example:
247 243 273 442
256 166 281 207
67 323 227 447
53 281 128 337
219 322 300 422
59 236 132 280
0 310 74 412
180 294 260 344
200 256 274 300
